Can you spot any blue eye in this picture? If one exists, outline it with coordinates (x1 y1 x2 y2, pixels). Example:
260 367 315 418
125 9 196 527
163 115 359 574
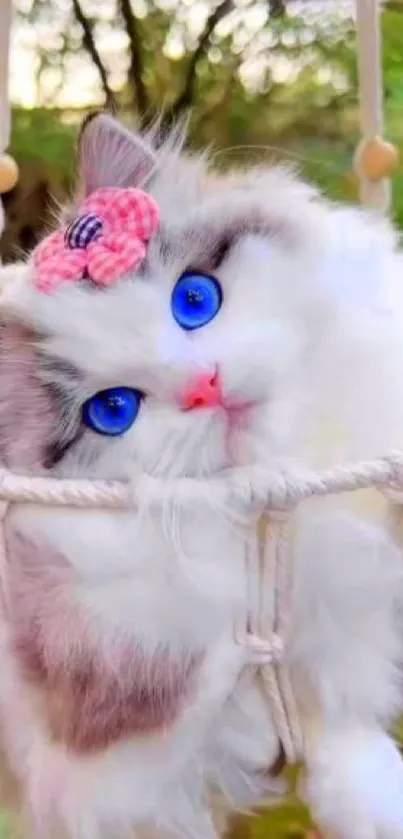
171 272 222 331
82 387 142 436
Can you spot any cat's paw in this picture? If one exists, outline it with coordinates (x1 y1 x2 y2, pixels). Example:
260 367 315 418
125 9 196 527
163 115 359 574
301 728 403 839
228 462 292 512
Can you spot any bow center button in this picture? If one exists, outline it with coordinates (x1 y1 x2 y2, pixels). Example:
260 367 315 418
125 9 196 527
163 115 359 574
65 213 103 249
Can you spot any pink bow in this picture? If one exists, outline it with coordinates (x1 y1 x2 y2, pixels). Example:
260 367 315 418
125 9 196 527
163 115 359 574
33 187 160 292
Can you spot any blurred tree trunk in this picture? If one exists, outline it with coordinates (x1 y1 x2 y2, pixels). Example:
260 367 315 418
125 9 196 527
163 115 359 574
167 0 233 124
71 0 116 108
118 0 150 117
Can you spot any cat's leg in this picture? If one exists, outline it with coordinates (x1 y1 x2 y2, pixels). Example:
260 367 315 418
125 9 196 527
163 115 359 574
205 670 288 810
292 504 403 839
163 630 249 769
8 637 246 839
302 723 403 839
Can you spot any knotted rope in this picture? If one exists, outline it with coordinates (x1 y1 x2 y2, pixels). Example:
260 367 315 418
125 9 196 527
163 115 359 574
0 451 403 764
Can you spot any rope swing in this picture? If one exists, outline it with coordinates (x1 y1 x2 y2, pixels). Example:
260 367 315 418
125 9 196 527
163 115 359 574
354 0 398 211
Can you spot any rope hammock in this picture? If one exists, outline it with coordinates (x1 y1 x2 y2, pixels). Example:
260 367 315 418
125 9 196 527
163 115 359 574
0 0 401 806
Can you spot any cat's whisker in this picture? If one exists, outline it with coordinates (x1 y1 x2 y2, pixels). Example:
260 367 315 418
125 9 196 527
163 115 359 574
148 425 182 476
135 476 154 531
211 143 344 174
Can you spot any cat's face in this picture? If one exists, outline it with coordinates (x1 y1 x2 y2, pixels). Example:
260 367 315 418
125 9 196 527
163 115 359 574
0 115 399 480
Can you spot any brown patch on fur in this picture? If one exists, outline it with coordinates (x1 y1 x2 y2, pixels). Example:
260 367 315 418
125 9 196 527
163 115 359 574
8 531 200 753
43 646 197 753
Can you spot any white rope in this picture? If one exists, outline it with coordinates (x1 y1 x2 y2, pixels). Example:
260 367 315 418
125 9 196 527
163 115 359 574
0 452 402 511
251 510 304 765
356 0 391 211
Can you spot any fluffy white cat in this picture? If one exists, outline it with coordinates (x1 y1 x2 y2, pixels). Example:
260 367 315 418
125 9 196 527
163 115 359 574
0 114 402 839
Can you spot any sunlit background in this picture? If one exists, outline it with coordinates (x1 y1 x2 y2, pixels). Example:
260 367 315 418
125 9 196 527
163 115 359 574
11 0 354 108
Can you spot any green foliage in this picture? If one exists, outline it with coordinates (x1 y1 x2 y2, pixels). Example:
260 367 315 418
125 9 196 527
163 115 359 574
10 107 75 184
250 801 312 839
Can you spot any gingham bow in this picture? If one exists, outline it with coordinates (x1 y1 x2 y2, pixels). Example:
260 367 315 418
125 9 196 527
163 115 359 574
32 187 160 292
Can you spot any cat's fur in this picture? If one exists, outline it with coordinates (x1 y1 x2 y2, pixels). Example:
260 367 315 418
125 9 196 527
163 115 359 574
0 115 403 838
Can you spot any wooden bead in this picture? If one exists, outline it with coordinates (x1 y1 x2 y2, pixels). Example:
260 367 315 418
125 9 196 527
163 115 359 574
354 136 399 181
0 153 19 194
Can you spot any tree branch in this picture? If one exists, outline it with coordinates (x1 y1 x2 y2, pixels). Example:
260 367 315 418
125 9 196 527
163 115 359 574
118 0 149 117
71 0 115 108
169 0 233 122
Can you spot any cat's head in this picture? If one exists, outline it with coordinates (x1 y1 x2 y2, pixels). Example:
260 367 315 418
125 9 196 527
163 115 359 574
0 114 401 480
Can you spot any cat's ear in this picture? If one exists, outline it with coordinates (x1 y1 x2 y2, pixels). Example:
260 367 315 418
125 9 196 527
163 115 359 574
76 113 157 198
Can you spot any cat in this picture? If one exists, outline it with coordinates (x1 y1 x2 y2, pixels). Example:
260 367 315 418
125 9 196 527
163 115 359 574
0 113 402 839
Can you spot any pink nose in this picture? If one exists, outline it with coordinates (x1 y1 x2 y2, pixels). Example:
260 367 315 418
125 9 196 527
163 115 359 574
179 371 222 411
